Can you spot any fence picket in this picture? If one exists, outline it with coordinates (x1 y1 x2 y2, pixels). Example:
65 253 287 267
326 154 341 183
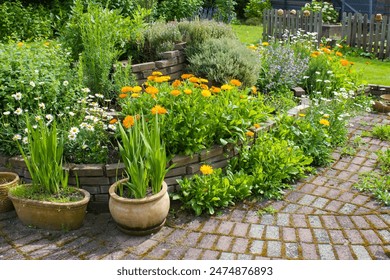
362 14 368 52
387 16 390 58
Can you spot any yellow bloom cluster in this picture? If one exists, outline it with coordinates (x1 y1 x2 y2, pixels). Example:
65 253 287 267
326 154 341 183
200 164 213 175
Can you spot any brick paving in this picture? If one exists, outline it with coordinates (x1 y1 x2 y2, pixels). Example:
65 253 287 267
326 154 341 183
0 113 389 260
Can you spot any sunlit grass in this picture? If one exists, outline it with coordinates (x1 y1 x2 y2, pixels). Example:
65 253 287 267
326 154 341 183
231 24 264 45
347 56 390 86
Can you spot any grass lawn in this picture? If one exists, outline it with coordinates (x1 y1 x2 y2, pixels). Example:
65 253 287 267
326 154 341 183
231 24 263 45
347 56 390 86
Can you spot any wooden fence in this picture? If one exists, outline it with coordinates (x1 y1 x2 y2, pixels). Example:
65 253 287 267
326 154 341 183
262 9 322 42
341 12 390 59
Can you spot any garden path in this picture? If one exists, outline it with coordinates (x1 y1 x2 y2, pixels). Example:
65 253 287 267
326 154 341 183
0 113 389 260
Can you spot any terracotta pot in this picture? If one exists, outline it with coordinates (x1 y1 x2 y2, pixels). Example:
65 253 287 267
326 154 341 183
109 178 170 236
0 172 19 213
8 185 90 231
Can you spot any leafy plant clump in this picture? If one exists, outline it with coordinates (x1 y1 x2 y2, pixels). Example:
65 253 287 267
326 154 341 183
302 0 339 24
372 125 390 141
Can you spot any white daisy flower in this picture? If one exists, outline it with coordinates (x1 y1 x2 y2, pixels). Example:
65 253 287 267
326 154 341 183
69 127 80 135
68 134 76 141
30 81 36 87
14 108 23 115
12 134 21 141
63 81 69 87
12 92 22 100
3 111 10 116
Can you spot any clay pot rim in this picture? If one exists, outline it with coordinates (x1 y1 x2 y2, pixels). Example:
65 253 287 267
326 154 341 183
109 178 167 204
0 172 19 187
380 94 390 101
8 184 90 207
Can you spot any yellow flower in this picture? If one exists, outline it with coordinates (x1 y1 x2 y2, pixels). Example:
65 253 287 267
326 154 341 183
17 42 24 47
253 123 260 129
221 84 233 91
336 51 343 57
230 79 242 87
151 105 167 115
299 113 306 117
145 86 159 95
311 53 318 58
321 47 332 54
172 79 182 87
201 90 211 97
340 59 349 66
181 73 194 79
123 115 135 128
248 45 257 50
154 76 166 83
132 86 142 93
211 86 221 93
319 119 330 126
200 84 209 90
251 86 257 94
200 164 213 175
109 118 118 124
170 89 181 96
119 93 128 99
43 42 50 47
199 78 208 84
147 75 156 81
121 86 133 93
152 71 163 76
246 131 255 137
131 93 140 98
189 77 200 83
184 89 192 95
262 42 269 47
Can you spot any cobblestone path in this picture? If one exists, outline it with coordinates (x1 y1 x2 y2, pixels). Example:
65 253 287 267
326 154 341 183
0 113 389 260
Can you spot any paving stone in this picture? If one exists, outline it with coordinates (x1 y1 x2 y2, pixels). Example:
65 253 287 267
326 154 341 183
181 232 202 247
147 243 172 259
334 245 354 259
238 254 253 260
183 248 202 259
232 238 249 253
312 197 329 209
367 245 390 260
301 243 319 260
380 214 390 224
325 200 343 212
312 176 328 186
250 240 264 255
282 227 297 242
352 157 366 165
345 230 364 244
326 189 342 200
339 203 357 214
361 230 382 244
329 230 347 244
318 244 336 260
216 221 234 235
312 186 329 196
308 215 322 228
219 252 236 260
336 216 355 229
265 226 280 240
198 234 218 249
201 219 220 233
298 194 317 206
351 195 370 205
166 229 187 244
230 209 246 222
352 245 372 260
201 250 220 260
282 204 300 213
365 215 388 229
267 241 281 258
313 229 331 243
350 216 371 229
286 192 305 203
298 228 313 243
248 224 265 239
299 183 317 193
285 243 299 259
132 239 159 256
378 230 390 243
260 214 275 225
244 211 260 223
338 192 355 203
296 206 315 214
321 215 340 229
215 236 233 251
232 222 250 237
276 213 290 226
292 214 308 227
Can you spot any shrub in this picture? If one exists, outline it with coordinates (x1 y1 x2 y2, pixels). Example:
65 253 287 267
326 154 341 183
372 125 390 141
188 37 260 86
303 0 339 24
244 0 271 22
214 0 237 22
157 0 204 21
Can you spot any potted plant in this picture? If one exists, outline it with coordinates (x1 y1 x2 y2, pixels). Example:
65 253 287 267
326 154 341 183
0 172 19 212
8 118 90 230
109 114 171 236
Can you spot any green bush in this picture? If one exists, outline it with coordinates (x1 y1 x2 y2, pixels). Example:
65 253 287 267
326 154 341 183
188 37 260 86
244 0 271 21
303 0 339 24
157 0 204 21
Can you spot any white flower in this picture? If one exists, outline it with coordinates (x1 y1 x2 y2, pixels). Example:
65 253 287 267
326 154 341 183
86 124 94 132
108 124 116 131
14 108 23 115
324 80 331 83
82 144 88 150
316 79 323 82
327 70 333 74
3 111 10 116
24 128 28 133
69 127 80 135
68 134 76 141
69 112 75 117
32 125 37 129
80 122 88 129
45 114 54 121
38 82 44 85
39 103 46 109
95 93 104 98
303 76 309 79
63 80 69 87
12 134 21 141
35 115 42 121
81 88 91 93
315 71 321 75
30 81 36 88
12 92 22 100
22 137 28 144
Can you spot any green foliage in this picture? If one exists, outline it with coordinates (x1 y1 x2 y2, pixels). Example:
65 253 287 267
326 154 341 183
355 172 390 206
188 37 260 86
372 125 390 141
117 115 169 198
157 0 204 21
0 0 53 42
175 168 252 216
214 0 237 22
376 149 390 173
229 133 313 199
0 41 83 156
302 0 339 24
244 0 271 21
15 118 68 195
257 205 277 216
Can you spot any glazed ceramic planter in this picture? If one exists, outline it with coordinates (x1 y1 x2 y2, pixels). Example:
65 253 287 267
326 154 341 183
0 172 19 212
8 185 90 230
109 178 170 236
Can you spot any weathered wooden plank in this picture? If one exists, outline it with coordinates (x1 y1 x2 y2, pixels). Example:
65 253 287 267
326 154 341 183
386 16 390 58
379 15 387 59
357 13 362 48
362 14 368 52
346 13 353 46
374 18 381 54
368 14 375 53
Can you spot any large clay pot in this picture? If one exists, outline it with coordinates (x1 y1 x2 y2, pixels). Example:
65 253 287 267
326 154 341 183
8 185 90 231
109 178 170 236
0 172 19 212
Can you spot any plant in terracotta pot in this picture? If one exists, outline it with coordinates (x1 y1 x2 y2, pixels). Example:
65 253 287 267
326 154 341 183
8 118 90 230
109 113 171 235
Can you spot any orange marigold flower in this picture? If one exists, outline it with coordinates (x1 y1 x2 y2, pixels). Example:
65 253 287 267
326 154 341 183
311 53 318 58
253 123 260 129
189 77 199 83
251 86 258 94
184 89 192 95
145 86 159 95
172 79 182 87
221 84 233 91
200 84 209 90
147 76 156 81
230 79 242 87
151 105 167 115
336 51 343 57
340 59 349 66
121 86 133 93
319 119 330 126
246 131 255 137
152 71 163 76
181 73 194 79
123 115 135 128
131 93 140 98
170 89 181 96
132 86 142 93
200 164 213 175
211 86 221 93
109 118 118 124
321 47 331 54
119 93 128 98
201 90 211 97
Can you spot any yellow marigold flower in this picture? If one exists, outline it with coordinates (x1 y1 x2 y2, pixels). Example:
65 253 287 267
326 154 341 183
336 51 343 57
340 59 349 66
262 42 269 46
145 86 159 95
319 119 330 126
200 84 209 90
230 79 242 87
321 47 331 54
162 75 171 82
189 77 199 83
147 75 156 81
119 93 128 98
109 118 118 124
200 164 213 175
211 86 221 93
221 84 233 91
246 131 255 137
248 45 257 50
131 93 140 98
201 90 211 97
152 71 163 76
17 42 24 47
172 79 181 87
253 123 260 129
132 86 142 93
123 115 135 128
299 113 306 117
199 78 208 84
181 73 194 79
184 89 192 95
121 86 133 93
251 86 258 94
170 89 181 96
154 76 166 83
311 54 318 58
151 105 167 115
